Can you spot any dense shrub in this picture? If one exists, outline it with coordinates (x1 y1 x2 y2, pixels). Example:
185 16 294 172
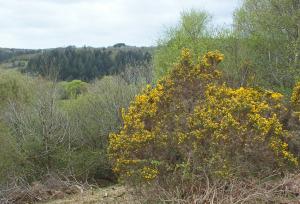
109 49 297 184
0 70 34 107
4 83 71 180
59 76 141 180
0 70 144 189
0 121 20 185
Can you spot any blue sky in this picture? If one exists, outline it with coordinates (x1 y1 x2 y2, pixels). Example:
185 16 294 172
0 0 241 49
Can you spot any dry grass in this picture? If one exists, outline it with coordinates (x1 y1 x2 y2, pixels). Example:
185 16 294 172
45 173 300 204
4 173 300 203
133 173 300 204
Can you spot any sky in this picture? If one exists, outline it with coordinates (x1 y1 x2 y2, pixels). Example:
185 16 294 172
0 0 241 49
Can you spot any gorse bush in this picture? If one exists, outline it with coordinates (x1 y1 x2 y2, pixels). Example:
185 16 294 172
291 81 300 109
109 49 297 184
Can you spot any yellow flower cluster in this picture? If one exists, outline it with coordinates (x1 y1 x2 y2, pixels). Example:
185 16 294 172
141 166 159 180
201 50 224 67
290 82 300 118
109 49 296 183
291 82 300 107
270 92 284 101
189 84 296 168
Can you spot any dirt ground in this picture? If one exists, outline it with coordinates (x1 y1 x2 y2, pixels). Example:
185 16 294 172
41 185 140 204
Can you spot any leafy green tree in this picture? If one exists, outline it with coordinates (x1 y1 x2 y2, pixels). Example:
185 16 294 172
154 9 211 79
61 80 88 99
234 0 300 92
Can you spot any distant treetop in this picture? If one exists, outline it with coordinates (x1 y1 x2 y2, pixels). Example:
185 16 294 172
113 43 126 48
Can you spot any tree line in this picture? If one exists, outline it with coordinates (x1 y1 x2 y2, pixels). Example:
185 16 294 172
25 45 153 81
155 0 299 94
0 48 38 63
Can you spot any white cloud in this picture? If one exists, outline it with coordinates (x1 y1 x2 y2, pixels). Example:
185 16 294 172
0 0 240 49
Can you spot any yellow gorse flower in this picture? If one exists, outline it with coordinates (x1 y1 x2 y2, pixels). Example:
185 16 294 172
108 49 297 182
